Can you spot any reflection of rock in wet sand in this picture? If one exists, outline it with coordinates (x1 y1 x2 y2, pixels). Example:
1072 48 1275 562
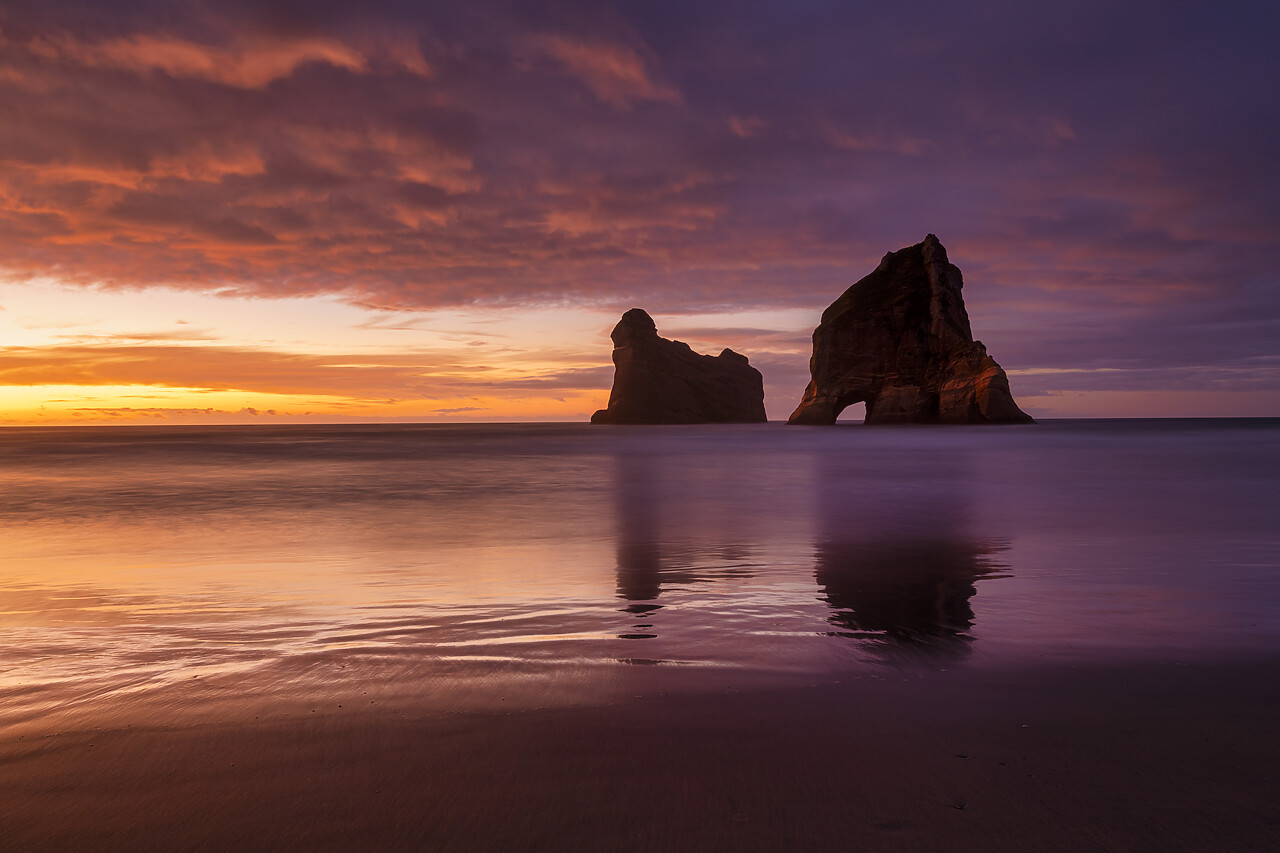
613 452 692 639
816 539 1005 663
814 456 1009 663
612 452 756 639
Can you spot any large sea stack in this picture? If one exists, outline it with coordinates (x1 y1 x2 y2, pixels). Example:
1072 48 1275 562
788 235 1033 425
591 309 766 424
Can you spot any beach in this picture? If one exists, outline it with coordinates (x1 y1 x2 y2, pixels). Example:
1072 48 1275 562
2 421 1278 850
3 660 1277 851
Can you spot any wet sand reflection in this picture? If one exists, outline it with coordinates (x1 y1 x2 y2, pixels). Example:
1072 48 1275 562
609 443 1009 659
612 451 757 639
813 453 1009 664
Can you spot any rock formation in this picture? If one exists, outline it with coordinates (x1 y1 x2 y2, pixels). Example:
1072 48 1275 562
788 235 1033 425
591 309 767 424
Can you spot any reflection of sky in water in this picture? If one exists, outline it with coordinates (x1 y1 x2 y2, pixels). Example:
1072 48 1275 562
1 421 1279 729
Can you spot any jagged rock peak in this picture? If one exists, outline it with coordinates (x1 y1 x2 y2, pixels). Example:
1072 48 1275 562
591 309 767 425
788 235 1033 426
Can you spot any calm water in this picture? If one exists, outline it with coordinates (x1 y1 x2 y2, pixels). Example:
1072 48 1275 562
2 420 1278 732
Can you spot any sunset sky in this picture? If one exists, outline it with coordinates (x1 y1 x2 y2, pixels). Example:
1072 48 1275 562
2 0 1278 424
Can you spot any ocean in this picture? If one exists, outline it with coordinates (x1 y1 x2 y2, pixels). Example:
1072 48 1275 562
3 420 1280 851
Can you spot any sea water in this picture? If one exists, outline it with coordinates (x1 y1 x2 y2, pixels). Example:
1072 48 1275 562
2 420 1278 730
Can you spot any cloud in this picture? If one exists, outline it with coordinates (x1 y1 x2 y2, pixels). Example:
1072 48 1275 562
69 406 218 417
0 341 611 400
28 32 375 88
526 34 680 108
468 366 613 391
661 327 811 352
53 329 220 343
0 0 1276 402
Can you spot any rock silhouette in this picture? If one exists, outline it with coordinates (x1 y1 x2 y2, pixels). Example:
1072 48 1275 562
788 235 1033 425
591 308 766 424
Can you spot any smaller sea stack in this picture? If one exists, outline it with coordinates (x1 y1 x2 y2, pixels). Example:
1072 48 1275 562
591 309 766 425
788 235 1033 425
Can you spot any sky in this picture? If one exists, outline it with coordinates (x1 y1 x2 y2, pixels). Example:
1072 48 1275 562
1 0 1278 424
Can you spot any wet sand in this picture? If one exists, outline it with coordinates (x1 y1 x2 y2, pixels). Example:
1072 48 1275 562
4 659 1278 852
4 422 1279 850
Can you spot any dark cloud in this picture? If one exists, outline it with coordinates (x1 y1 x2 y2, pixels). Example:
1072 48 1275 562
1 0 1278 390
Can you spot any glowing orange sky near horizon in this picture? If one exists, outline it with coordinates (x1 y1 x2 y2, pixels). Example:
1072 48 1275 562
3 279 1276 425
0 283 627 424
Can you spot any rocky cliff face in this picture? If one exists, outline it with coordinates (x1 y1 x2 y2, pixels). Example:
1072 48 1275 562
591 309 767 424
788 235 1033 425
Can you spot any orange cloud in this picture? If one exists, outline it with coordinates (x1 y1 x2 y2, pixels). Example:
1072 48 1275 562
0 342 610 400
821 123 936 156
728 116 767 138
529 34 681 107
24 31 429 88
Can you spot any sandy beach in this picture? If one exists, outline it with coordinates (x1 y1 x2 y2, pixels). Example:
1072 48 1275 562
4 658 1277 852
3 421 1278 850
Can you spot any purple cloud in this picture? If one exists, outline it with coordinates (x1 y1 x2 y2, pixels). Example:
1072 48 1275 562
0 0 1276 396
